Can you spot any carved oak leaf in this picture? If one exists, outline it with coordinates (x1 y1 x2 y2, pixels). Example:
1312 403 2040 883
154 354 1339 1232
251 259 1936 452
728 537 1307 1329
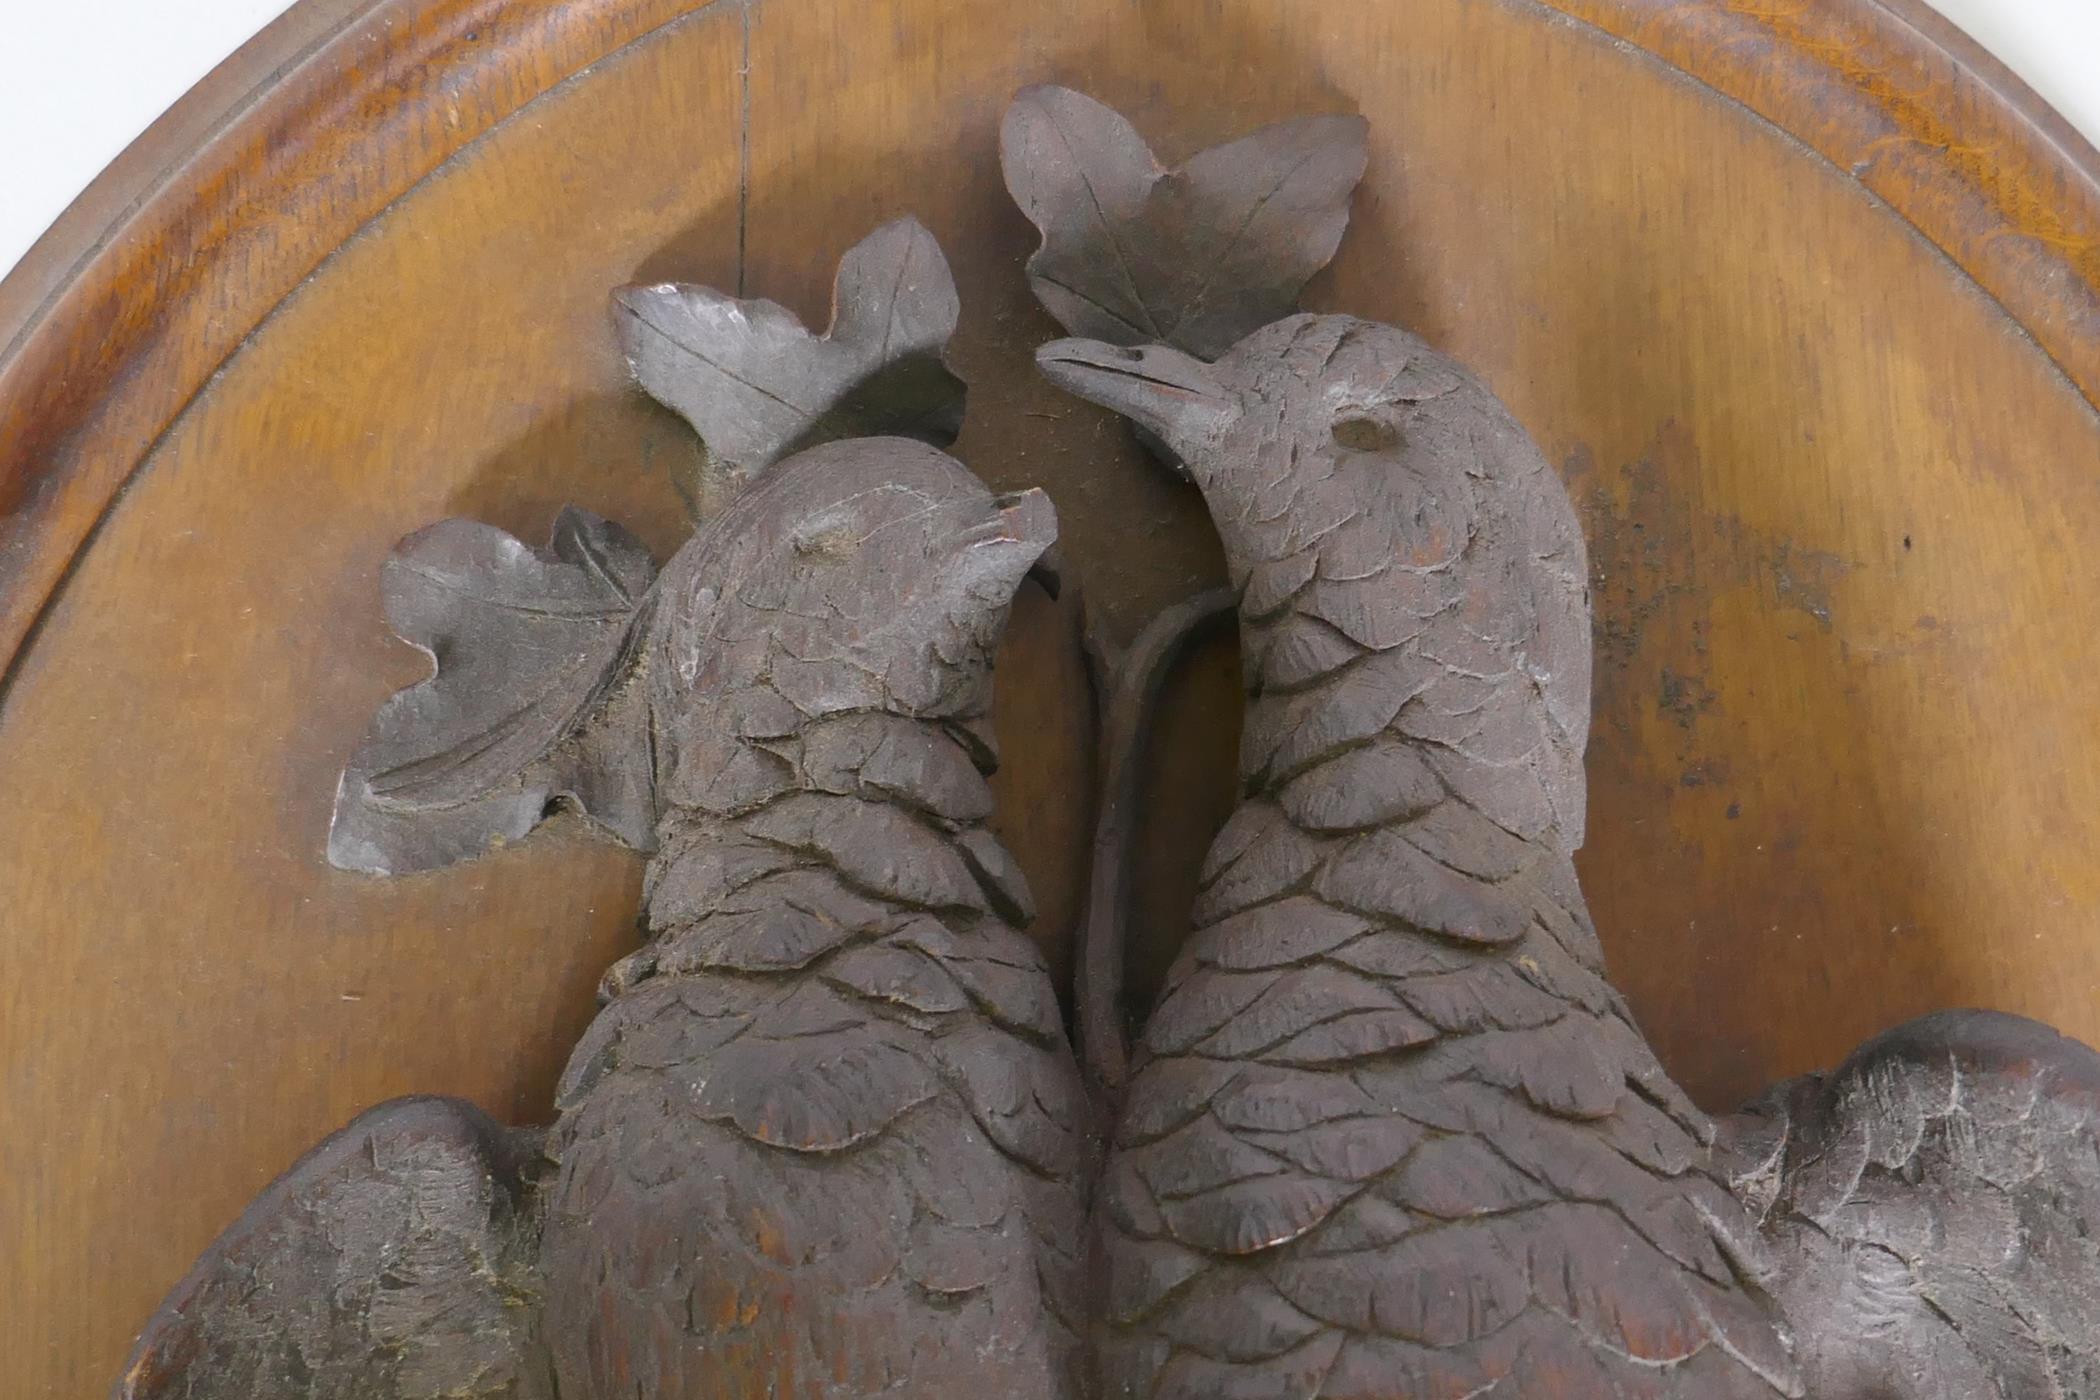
328 507 658 875
1001 85 1369 360
613 217 966 512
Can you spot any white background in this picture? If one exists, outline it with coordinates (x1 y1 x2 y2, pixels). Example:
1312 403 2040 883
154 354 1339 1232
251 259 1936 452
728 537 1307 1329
1 0 2096 283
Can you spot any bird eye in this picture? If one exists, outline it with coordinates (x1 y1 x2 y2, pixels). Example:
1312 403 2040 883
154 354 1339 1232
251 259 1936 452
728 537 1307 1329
1331 414 1401 452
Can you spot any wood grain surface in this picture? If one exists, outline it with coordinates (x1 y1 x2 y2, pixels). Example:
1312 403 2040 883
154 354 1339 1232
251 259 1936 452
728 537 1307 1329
4 0 2099 1393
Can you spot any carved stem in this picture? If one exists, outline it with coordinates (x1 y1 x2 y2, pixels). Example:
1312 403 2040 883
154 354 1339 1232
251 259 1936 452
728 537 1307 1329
1078 587 1238 1101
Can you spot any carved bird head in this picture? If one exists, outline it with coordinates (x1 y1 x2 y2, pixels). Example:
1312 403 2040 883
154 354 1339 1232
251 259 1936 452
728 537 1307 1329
645 435 1056 735
330 208 1057 873
1035 313 1501 510
1037 311 1593 835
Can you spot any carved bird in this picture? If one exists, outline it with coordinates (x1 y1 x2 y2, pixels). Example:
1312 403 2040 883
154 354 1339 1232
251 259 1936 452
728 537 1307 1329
535 441 1089 1399
1040 312 2100 1399
117 224 1092 1400
118 440 1087 1400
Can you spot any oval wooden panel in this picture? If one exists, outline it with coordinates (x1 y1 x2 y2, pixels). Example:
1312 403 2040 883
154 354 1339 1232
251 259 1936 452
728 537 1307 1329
5 0 2099 1391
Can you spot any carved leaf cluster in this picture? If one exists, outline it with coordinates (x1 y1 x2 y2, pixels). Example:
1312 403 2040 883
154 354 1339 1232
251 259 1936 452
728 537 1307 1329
1000 85 1368 359
328 507 657 875
614 217 966 507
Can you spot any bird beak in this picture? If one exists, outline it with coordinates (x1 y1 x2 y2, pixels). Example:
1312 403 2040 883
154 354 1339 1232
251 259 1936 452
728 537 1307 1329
996 486 1059 547
951 488 1060 602
1025 543 1064 600
995 488 1064 599
1035 339 1237 466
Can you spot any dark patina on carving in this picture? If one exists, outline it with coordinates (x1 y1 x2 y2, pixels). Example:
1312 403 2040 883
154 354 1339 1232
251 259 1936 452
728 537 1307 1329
119 222 1089 1400
1016 89 2100 1400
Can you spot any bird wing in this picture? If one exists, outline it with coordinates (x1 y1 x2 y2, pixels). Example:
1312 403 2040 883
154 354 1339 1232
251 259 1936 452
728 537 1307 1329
114 1096 550 1400
1734 1009 2100 1399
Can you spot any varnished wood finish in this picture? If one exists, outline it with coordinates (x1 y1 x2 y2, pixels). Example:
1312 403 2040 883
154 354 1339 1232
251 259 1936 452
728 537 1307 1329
3 0 2098 1392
